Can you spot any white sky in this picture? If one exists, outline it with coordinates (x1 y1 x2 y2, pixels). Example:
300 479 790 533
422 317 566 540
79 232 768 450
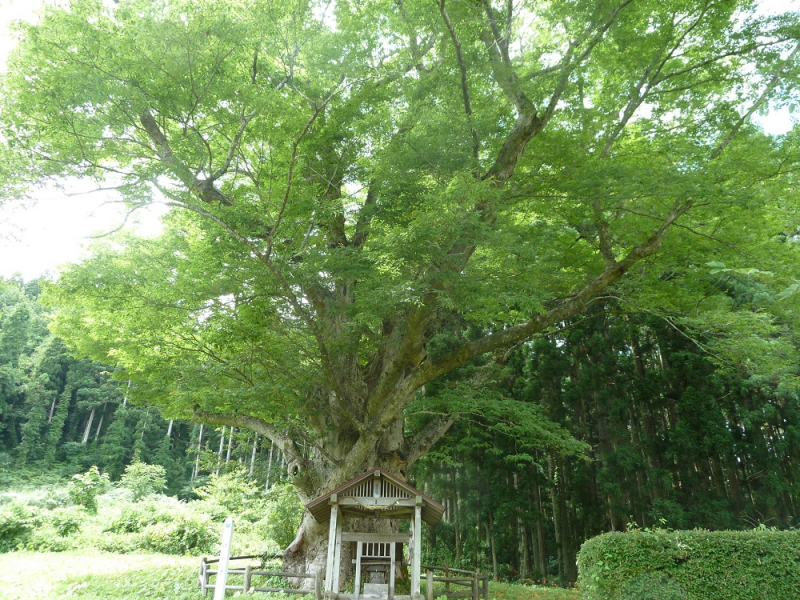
0 0 797 281
0 0 164 281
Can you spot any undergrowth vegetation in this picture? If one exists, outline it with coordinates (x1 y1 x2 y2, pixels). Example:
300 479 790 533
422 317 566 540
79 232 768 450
0 464 301 557
0 466 582 599
0 551 579 600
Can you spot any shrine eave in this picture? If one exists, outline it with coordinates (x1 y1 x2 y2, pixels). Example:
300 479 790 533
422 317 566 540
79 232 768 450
306 468 445 526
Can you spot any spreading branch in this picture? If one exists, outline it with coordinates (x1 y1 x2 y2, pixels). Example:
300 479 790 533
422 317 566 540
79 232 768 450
139 111 233 206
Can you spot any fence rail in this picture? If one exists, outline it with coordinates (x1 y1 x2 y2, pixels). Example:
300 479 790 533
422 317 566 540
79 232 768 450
198 555 323 598
199 557 488 600
421 565 489 600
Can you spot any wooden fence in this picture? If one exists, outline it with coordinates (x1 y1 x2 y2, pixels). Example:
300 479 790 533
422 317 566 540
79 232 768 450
198 555 323 598
199 556 487 600
422 565 489 600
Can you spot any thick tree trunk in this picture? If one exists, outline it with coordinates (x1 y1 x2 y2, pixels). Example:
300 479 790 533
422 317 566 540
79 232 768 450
282 446 414 590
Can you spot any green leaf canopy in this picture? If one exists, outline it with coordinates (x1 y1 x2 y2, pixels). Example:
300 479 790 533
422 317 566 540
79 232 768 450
2 0 800 497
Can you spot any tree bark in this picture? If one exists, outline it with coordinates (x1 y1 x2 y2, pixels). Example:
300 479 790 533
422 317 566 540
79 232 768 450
193 423 204 480
487 511 498 582
216 426 226 476
81 407 96 445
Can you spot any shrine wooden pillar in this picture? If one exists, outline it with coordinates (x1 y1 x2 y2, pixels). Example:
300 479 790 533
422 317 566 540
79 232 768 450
324 494 339 599
411 495 423 600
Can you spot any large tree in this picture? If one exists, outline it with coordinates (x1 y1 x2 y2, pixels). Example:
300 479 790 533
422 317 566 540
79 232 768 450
2 0 800 572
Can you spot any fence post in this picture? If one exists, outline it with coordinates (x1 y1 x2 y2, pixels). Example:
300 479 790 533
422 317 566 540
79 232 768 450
426 570 433 600
472 572 479 600
315 571 324 600
445 568 451 596
200 557 208 596
213 517 235 600
482 574 488 600
244 565 252 593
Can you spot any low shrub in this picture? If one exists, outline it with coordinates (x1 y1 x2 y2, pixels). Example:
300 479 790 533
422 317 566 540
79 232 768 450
94 531 143 554
44 506 86 536
119 462 167 501
67 466 109 514
102 500 217 555
38 488 71 510
193 469 267 517
577 527 800 600
104 503 164 534
24 525 76 552
264 483 303 548
140 513 217 555
0 502 41 552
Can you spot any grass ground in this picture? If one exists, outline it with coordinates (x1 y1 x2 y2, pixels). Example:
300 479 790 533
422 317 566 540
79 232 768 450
489 581 580 600
0 551 580 600
0 551 201 600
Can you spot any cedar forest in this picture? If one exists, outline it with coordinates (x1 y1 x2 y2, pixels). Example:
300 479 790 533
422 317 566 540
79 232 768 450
1 0 800 588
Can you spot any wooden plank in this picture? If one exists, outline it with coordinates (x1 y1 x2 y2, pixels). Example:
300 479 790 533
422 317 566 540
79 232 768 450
354 541 363 599
213 517 234 600
246 571 315 578
426 571 433 600
389 539 396 600
316 570 324 600
206 554 263 564
341 533 411 543
373 471 382 498
339 498 416 508
411 498 422 600
324 500 339 597
200 558 208 597
332 507 344 595
421 567 476 576
251 588 315 594
341 509 414 520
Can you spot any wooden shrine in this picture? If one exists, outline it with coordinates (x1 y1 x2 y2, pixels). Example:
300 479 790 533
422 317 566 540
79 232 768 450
306 469 445 600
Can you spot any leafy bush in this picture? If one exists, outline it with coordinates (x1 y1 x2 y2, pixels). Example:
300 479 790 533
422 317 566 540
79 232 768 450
264 483 303 549
119 461 167 501
24 524 76 552
0 502 41 552
38 488 71 510
194 469 266 517
140 513 217 555
104 501 175 534
67 466 109 514
577 527 800 600
44 506 85 536
101 499 217 555
93 532 142 554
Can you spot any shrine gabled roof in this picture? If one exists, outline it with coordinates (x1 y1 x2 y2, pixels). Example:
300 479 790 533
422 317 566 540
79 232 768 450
306 468 445 526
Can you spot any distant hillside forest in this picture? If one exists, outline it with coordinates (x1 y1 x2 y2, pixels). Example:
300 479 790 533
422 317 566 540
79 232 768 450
2 275 800 583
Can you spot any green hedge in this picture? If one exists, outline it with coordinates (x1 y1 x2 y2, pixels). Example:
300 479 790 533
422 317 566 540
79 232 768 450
577 528 800 600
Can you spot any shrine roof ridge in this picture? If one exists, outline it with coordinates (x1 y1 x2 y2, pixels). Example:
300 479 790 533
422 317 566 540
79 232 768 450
306 468 445 526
